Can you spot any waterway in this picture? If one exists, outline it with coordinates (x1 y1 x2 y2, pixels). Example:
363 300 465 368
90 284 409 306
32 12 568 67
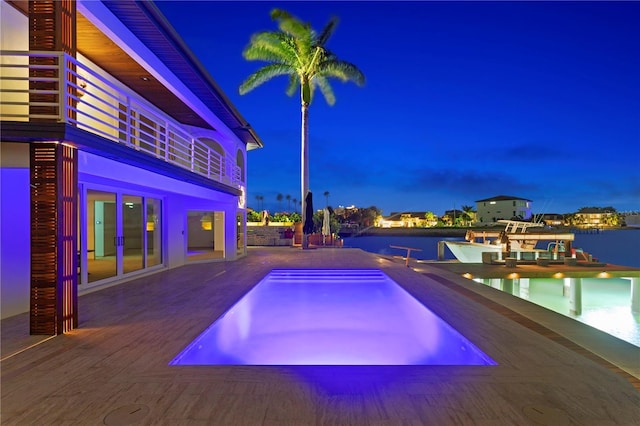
343 229 640 347
343 229 640 267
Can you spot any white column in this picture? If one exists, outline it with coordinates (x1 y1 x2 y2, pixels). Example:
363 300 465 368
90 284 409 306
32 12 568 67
567 278 582 315
630 277 640 313
502 278 514 295
437 240 446 260
519 278 530 300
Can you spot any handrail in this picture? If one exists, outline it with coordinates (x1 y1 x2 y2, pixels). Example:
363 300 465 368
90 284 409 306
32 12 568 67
0 50 242 189
390 245 422 267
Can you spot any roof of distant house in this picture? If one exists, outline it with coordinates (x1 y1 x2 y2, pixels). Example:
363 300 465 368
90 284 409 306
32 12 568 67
385 212 430 220
475 195 532 203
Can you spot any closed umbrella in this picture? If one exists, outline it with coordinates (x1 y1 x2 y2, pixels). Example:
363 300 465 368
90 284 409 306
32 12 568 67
303 191 314 235
322 207 330 245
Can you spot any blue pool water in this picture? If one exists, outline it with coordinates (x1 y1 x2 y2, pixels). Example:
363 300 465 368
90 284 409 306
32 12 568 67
170 269 497 366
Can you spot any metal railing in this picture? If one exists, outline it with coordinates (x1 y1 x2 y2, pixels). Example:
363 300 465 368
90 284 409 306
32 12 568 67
0 51 241 187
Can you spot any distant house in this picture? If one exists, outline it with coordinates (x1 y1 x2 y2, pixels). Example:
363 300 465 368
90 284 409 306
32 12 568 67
0 1 263 331
540 213 564 227
475 195 532 224
378 212 434 228
572 208 618 228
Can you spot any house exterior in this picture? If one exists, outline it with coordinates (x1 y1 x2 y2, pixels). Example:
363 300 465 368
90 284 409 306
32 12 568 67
377 212 436 228
441 209 476 226
0 0 263 332
475 195 532 224
570 208 619 228
540 213 564 227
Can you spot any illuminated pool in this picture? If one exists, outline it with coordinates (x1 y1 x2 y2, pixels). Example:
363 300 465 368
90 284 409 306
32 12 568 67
170 269 497 366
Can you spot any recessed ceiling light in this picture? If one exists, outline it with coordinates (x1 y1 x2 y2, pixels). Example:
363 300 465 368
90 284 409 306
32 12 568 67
140 76 150 81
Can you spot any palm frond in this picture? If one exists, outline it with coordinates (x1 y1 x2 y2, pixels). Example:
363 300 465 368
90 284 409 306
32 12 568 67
271 9 310 41
319 59 365 86
243 32 298 65
239 63 295 94
270 9 316 68
317 16 339 47
313 75 336 106
285 74 300 97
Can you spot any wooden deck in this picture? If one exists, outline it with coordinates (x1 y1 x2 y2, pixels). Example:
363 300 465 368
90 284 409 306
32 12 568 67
2 247 639 425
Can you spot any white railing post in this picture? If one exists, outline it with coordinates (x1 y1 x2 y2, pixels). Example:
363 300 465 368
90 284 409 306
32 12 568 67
164 125 170 162
125 95 131 146
190 138 195 172
58 52 66 123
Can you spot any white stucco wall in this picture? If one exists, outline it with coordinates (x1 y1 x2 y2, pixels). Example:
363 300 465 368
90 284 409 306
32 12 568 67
0 147 241 319
0 143 31 319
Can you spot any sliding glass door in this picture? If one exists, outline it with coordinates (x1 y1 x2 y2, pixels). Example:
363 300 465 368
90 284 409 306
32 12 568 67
81 188 162 285
122 195 143 274
87 190 117 282
146 198 162 267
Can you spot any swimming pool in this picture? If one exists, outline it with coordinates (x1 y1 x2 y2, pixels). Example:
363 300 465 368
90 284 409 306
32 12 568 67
170 269 497 366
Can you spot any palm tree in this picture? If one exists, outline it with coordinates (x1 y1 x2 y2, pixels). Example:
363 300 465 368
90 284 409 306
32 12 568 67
461 205 475 226
292 197 298 213
255 195 264 211
323 190 330 207
286 194 291 211
240 9 364 248
277 193 284 211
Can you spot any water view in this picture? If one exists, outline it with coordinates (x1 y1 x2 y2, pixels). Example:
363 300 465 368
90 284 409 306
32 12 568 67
343 229 640 267
344 230 640 347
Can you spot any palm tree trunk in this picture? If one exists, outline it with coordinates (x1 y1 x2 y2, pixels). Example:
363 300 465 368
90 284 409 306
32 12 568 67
301 101 310 249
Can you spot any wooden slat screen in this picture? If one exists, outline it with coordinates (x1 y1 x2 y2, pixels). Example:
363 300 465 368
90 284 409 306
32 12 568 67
30 143 78 335
28 0 76 121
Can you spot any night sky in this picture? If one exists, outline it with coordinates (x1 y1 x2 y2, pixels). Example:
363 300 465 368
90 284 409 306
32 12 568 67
155 1 639 216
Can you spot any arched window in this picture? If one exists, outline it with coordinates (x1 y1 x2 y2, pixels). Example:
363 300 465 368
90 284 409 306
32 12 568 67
236 149 245 183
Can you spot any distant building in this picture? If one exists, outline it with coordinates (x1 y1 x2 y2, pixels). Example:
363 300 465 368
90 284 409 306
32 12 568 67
572 208 618 228
622 212 640 227
475 195 532 224
540 213 564 227
377 212 436 228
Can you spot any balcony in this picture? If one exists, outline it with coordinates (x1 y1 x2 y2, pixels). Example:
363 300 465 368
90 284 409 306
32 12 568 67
0 51 241 188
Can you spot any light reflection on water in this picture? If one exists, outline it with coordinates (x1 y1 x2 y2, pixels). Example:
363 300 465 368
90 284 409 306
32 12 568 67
474 277 639 347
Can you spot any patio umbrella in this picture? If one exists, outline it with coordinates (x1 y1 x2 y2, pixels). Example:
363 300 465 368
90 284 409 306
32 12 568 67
303 191 314 235
322 207 330 245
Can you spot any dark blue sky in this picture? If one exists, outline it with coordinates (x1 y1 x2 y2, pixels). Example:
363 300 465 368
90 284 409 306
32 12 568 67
156 1 639 216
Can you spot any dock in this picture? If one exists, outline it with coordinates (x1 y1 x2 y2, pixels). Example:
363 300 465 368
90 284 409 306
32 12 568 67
2 247 639 424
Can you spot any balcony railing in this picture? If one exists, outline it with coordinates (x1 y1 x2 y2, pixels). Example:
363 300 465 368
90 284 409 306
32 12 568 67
0 51 241 188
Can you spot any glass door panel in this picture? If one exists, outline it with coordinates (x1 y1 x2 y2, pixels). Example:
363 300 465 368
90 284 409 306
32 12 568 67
87 190 117 282
146 198 162 267
122 195 144 274
237 212 245 256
